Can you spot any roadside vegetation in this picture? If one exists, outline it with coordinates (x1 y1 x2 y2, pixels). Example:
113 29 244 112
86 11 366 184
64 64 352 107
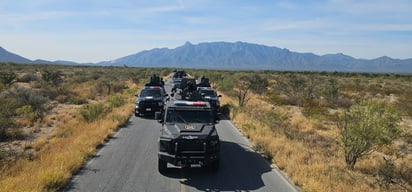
0 63 173 191
1 63 411 191
189 70 412 191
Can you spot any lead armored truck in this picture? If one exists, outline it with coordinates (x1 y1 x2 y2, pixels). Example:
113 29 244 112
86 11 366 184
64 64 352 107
155 100 220 173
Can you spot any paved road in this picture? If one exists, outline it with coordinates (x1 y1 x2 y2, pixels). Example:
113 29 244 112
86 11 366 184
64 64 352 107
64 80 298 192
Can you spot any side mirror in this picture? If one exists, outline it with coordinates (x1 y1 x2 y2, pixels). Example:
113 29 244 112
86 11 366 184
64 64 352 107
218 95 222 97
164 94 169 97
155 112 163 123
170 92 175 97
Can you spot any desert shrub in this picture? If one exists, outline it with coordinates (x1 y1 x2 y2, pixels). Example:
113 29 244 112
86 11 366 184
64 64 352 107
80 103 105 122
72 71 90 83
266 90 288 105
111 81 127 93
248 73 269 94
16 87 48 117
67 96 88 105
261 111 288 134
0 116 19 141
397 90 412 116
377 157 412 191
0 97 19 117
337 100 402 170
108 95 126 108
96 79 112 95
216 76 235 95
18 73 38 83
0 71 16 86
15 105 35 121
40 85 71 101
125 87 138 95
275 74 310 106
41 70 62 86
220 103 239 120
302 99 329 119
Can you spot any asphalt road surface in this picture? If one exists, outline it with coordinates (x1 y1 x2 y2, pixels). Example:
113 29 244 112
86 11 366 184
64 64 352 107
63 79 298 192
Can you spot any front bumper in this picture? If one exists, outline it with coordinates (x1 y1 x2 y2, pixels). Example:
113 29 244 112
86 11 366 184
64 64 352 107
135 104 163 115
158 151 219 167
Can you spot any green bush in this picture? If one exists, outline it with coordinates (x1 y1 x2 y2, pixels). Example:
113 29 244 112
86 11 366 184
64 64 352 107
337 100 402 170
108 95 126 108
0 71 16 86
18 73 38 83
42 70 62 86
80 103 105 122
67 96 88 105
16 87 48 120
302 100 328 119
0 116 18 141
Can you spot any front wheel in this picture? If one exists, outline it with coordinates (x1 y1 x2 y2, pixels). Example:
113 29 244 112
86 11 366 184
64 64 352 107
158 158 167 173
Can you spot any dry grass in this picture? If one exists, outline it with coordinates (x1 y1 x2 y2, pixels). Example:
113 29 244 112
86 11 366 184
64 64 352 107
220 91 410 192
0 92 135 192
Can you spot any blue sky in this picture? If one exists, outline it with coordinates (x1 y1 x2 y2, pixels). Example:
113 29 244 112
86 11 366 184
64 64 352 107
1 0 411 63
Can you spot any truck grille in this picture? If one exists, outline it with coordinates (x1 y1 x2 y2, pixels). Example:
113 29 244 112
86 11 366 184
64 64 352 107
139 100 159 108
176 139 205 153
208 100 217 107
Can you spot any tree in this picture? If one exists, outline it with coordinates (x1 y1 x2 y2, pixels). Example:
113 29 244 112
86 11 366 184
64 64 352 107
249 74 269 94
275 73 310 106
337 101 401 170
236 75 251 107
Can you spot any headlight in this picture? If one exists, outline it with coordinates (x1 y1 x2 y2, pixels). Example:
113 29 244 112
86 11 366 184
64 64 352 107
159 139 171 152
209 139 219 147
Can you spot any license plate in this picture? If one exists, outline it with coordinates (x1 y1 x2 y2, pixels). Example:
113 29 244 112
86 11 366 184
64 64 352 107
146 108 152 111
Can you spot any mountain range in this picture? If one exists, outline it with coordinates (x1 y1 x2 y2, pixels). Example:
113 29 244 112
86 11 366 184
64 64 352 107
2 42 412 73
0 46 80 65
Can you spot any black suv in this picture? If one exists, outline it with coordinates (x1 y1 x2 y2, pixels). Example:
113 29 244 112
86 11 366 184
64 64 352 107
135 86 168 117
155 100 220 173
197 87 221 115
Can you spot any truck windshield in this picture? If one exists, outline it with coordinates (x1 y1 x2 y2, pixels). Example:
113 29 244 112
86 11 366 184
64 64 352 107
201 90 217 97
140 89 161 98
166 110 213 124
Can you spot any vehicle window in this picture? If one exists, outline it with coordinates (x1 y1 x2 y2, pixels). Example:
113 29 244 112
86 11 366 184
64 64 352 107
201 90 217 97
166 110 213 124
140 89 161 97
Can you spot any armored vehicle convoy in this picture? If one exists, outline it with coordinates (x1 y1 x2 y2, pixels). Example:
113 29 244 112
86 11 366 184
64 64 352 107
155 100 220 173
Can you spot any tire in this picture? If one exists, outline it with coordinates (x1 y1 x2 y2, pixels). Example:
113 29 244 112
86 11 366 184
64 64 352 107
158 158 167 173
208 160 219 172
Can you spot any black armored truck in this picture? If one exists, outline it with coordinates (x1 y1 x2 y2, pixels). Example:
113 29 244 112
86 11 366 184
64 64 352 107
155 100 220 173
134 75 167 117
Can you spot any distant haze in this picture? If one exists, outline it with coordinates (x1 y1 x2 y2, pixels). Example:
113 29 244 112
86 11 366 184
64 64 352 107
2 42 412 73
